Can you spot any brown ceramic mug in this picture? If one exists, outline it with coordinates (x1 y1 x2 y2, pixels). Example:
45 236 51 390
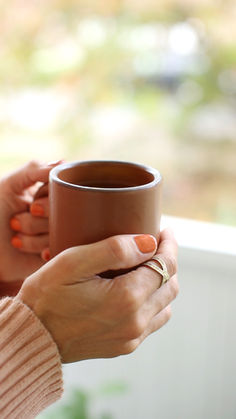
49 160 162 275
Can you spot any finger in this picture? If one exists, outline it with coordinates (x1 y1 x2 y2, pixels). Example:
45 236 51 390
133 228 178 292
47 234 158 283
141 274 179 320
7 160 63 194
33 183 49 200
118 306 172 356
11 233 49 254
41 248 50 262
157 228 178 259
30 196 49 218
117 274 178 340
144 305 172 338
10 213 49 235
119 243 178 304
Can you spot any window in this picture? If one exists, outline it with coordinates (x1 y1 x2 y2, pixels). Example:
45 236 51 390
0 0 235 226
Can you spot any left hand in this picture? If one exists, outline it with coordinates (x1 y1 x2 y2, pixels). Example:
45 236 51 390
17 229 178 363
0 160 59 293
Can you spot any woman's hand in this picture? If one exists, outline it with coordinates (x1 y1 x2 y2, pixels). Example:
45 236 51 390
0 160 60 290
16 229 178 363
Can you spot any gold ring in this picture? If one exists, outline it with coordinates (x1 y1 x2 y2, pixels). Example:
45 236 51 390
142 256 170 286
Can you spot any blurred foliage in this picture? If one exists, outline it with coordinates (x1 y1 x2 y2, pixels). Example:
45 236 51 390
0 0 235 225
39 382 128 419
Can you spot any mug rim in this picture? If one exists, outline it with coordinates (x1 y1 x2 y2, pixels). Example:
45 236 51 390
50 160 162 192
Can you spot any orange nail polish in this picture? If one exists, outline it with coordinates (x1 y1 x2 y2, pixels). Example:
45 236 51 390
11 236 23 249
30 203 44 217
134 235 156 253
10 218 21 231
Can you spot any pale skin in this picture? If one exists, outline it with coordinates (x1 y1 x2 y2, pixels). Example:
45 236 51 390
1 161 179 362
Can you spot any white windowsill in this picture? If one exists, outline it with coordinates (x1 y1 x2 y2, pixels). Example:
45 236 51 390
161 215 236 256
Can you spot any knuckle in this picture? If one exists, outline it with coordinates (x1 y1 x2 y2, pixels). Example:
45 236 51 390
165 305 172 322
126 316 146 340
169 276 179 300
155 306 172 331
58 248 74 268
156 298 165 313
159 253 177 278
120 286 142 313
107 236 126 266
27 159 40 169
120 340 139 355
168 255 178 277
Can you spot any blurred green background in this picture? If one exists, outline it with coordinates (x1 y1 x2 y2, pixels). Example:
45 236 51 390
0 0 235 225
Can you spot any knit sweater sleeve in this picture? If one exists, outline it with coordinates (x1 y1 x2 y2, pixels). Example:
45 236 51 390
0 297 63 419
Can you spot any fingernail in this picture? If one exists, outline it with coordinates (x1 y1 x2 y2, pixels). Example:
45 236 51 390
30 203 44 217
11 236 23 249
10 218 21 231
42 248 50 262
47 159 64 166
134 235 157 253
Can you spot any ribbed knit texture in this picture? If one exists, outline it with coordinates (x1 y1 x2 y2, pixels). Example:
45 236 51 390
0 297 63 419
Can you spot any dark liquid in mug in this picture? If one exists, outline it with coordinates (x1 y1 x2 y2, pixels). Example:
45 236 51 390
58 162 155 189
76 180 138 188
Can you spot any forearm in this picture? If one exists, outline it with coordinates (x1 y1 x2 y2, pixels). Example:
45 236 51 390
0 297 63 419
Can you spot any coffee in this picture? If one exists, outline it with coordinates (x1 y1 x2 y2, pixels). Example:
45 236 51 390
73 180 138 188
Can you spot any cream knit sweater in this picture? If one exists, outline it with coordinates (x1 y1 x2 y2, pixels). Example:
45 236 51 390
0 297 63 418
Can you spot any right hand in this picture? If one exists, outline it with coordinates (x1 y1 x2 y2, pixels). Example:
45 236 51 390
16 230 178 363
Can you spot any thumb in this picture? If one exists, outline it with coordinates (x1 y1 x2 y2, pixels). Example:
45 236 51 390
7 160 62 193
47 234 158 284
